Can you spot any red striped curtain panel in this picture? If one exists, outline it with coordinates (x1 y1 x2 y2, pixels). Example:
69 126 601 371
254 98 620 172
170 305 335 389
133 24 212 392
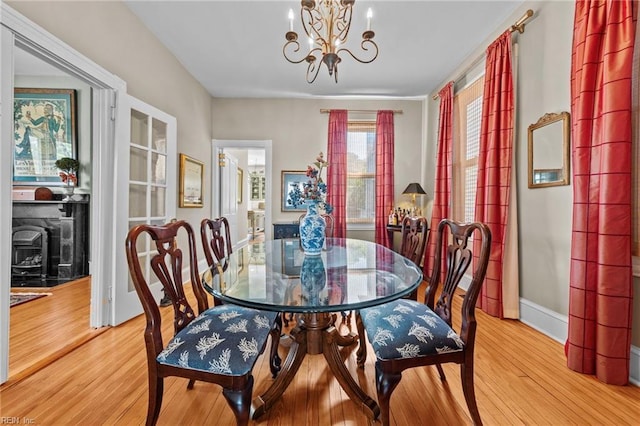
425 82 454 282
474 30 516 318
566 0 635 385
327 110 348 238
375 111 395 248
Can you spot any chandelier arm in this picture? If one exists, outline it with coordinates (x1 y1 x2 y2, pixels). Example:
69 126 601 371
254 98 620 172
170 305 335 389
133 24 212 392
334 3 353 43
283 39 310 64
336 39 379 64
306 57 323 84
301 7 324 44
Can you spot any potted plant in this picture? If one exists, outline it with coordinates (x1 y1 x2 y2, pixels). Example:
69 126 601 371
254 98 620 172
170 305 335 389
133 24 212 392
55 157 79 197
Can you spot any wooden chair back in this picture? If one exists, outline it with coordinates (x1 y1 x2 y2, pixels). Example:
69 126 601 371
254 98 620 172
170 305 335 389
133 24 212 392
399 215 429 266
425 219 491 339
200 217 233 272
125 220 209 353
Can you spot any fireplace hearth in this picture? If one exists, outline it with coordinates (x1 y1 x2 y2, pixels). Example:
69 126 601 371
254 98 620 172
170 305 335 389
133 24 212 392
12 194 89 287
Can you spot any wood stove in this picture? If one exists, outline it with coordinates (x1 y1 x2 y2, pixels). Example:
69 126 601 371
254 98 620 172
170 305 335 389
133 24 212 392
12 225 49 281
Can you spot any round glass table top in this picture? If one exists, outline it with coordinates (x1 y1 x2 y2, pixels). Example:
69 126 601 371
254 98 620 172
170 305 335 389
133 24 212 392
203 237 423 313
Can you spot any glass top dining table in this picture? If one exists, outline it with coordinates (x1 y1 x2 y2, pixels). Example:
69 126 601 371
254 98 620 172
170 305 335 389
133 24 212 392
204 237 423 313
203 237 423 421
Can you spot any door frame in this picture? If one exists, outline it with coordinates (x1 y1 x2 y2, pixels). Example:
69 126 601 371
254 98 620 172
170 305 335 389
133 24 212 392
0 4 128 383
212 140 273 242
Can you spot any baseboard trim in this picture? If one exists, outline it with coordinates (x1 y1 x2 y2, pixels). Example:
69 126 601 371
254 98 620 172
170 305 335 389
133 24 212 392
520 297 639 386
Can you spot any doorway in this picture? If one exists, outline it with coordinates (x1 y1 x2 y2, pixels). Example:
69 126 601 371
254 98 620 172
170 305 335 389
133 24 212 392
7 42 93 381
1 6 127 384
212 140 273 245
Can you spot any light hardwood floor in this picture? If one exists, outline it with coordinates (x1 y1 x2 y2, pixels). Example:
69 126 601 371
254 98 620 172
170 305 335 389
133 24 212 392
7 277 106 382
1 281 639 425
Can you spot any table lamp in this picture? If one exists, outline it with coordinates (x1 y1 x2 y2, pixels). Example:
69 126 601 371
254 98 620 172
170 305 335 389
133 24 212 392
402 182 427 216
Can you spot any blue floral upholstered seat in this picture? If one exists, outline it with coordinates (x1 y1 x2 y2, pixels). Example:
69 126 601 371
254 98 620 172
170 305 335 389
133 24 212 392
359 298 463 361
158 304 279 375
355 219 492 426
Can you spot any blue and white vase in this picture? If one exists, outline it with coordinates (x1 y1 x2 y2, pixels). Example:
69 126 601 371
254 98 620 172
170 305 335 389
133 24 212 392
299 200 326 256
300 255 326 305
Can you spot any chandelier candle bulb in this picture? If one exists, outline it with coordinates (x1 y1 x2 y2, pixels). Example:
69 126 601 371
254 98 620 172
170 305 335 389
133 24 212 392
367 8 372 31
288 9 294 31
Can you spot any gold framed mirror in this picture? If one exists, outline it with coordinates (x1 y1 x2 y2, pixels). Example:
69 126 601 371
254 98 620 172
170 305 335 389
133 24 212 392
528 111 570 188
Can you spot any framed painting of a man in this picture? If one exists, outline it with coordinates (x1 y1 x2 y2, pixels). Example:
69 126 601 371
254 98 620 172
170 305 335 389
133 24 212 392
13 88 77 185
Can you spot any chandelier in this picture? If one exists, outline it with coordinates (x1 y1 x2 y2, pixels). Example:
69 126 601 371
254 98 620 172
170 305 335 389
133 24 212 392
284 0 378 83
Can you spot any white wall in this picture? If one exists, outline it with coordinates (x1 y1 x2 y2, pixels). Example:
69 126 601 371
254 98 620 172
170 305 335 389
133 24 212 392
211 98 425 242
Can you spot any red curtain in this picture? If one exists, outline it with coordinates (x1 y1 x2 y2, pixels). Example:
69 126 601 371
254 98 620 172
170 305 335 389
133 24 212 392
327 110 347 238
474 30 514 318
566 0 635 385
375 111 395 248
424 82 454 282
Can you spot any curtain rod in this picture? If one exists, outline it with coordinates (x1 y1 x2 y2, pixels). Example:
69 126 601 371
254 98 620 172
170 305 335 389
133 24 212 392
432 9 534 101
320 109 403 114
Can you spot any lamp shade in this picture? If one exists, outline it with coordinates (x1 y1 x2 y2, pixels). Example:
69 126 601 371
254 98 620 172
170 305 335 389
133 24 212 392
402 183 427 196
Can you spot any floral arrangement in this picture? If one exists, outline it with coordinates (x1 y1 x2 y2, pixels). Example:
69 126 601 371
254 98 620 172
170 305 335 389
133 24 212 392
55 157 79 186
288 152 333 213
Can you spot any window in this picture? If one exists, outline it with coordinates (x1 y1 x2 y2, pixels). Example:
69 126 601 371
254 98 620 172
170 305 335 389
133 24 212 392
346 121 376 224
452 77 484 223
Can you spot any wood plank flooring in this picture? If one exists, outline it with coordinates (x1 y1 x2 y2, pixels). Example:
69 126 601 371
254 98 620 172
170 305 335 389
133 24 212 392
8 277 106 382
2 282 639 425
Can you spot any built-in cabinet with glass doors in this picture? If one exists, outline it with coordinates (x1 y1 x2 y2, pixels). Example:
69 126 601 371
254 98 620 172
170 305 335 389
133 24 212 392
250 172 265 200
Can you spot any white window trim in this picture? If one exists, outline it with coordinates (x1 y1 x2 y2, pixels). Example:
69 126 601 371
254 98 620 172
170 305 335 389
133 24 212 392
348 223 375 231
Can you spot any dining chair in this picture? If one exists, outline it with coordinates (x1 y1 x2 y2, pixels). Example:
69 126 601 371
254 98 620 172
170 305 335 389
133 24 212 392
355 218 491 426
200 217 282 378
126 220 279 426
398 215 429 300
199 216 234 307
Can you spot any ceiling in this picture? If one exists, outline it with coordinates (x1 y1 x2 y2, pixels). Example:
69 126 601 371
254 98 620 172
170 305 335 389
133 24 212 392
123 0 527 99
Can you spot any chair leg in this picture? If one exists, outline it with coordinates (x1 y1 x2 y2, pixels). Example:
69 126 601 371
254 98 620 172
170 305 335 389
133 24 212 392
146 372 163 426
187 379 196 389
222 375 254 426
460 362 482 426
282 311 295 327
436 363 447 381
269 318 282 378
355 311 367 368
375 362 402 426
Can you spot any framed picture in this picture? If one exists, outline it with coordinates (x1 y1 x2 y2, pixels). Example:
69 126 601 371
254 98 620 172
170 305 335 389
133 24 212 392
179 154 204 208
237 167 243 204
13 88 77 185
281 170 307 212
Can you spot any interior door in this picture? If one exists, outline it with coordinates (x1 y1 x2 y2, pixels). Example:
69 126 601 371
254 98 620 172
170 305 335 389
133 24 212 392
113 95 176 324
219 150 239 248
0 25 11 384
